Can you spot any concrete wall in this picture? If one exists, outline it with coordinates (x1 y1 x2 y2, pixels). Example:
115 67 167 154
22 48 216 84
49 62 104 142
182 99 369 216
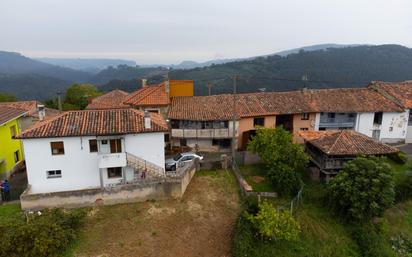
23 132 165 194
356 112 375 137
23 136 101 194
380 112 408 143
20 162 197 210
292 113 316 134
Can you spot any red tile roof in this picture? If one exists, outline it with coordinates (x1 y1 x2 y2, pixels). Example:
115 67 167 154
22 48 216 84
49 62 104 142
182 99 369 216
86 90 130 110
123 82 170 107
0 101 38 114
299 130 399 156
369 81 412 109
169 87 403 121
18 109 168 139
0 106 28 126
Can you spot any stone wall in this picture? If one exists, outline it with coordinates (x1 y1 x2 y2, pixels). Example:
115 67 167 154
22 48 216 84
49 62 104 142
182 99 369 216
20 161 197 210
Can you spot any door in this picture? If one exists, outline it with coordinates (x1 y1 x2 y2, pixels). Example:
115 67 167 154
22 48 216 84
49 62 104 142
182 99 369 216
110 139 122 153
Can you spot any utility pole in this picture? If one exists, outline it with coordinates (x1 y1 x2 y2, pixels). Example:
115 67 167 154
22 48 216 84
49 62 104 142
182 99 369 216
206 82 213 96
57 91 63 111
231 75 238 166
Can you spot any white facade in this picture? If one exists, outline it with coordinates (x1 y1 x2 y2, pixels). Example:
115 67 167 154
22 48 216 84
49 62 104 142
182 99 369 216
315 111 408 143
23 132 165 194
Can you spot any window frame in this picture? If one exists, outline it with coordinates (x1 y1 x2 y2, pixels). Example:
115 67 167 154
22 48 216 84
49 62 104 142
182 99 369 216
301 113 309 120
253 117 265 127
13 150 19 163
46 170 62 179
107 167 122 179
89 139 98 153
50 141 65 155
9 125 16 139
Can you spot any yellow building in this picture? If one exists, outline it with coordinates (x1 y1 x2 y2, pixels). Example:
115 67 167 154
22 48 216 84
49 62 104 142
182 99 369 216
0 106 27 179
169 80 194 97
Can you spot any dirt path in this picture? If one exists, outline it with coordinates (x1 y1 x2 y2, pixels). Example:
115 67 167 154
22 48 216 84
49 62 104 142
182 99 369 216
74 170 240 257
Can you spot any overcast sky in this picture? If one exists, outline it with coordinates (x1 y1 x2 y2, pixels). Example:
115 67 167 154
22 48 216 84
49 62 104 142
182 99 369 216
1 0 412 64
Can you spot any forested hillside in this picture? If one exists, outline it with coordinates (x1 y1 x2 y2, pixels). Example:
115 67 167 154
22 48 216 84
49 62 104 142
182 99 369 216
169 44 412 95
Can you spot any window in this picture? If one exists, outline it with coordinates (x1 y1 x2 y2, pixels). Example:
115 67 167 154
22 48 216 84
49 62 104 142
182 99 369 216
201 121 213 129
327 113 336 119
89 140 98 152
180 139 187 146
13 150 19 163
171 120 180 129
389 126 393 132
164 134 170 142
300 128 309 131
110 139 122 153
301 113 309 120
50 141 65 155
101 140 108 145
253 117 265 127
107 167 122 178
9 125 16 138
372 130 380 140
373 112 383 125
409 110 412 126
47 170 62 179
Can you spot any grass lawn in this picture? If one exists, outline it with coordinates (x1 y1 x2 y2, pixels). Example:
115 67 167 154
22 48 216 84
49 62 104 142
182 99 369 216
387 159 411 179
239 164 274 192
0 203 21 225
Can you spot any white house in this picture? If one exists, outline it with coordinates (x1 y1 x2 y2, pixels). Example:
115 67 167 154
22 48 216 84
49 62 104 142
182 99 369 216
18 109 168 194
369 81 412 143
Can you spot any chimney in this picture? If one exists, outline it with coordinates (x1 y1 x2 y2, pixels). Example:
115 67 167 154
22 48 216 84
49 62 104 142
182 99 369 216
144 111 151 129
165 80 170 95
37 104 46 121
142 79 147 88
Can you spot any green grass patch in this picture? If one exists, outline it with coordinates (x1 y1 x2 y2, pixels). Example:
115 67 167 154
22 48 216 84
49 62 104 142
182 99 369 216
0 203 22 224
387 159 411 180
239 164 274 192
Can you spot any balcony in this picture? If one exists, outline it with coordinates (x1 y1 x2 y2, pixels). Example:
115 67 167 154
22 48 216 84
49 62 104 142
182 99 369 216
98 153 127 168
171 128 233 139
318 117 356 128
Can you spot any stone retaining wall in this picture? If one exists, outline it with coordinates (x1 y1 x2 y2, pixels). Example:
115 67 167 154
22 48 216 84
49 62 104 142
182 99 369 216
21 161 197 210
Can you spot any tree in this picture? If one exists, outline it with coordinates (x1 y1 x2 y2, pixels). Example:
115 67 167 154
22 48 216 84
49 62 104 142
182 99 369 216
64 84 101 110
0 92 17 102
246 201 300 241
328 156 395 221
248 127 309 195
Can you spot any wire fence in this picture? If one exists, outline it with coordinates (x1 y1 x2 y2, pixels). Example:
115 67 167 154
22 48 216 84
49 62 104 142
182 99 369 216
231 158 304 215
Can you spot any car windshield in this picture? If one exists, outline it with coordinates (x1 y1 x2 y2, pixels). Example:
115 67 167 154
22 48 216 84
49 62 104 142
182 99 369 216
173 153 182 161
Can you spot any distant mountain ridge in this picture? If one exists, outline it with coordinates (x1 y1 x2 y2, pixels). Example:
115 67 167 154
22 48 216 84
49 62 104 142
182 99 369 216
2 44 412 100
0 51 91 82
35 57 136 73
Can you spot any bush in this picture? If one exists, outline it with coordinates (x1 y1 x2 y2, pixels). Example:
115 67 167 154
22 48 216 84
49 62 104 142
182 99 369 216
233 213 256 257
388 151 408 164
246 201 300 241
395 170 412 202
351 224 393 257
328 156 395 221
248 127 309 195
0 208 86 257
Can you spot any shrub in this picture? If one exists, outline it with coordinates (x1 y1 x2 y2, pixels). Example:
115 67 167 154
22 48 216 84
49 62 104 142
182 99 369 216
388 151 408 164
328 156 395 221
246 201 300 241
395 170 412 202
351 224 393 257
233 213 256 257
0 208 86 257
248 127 309 195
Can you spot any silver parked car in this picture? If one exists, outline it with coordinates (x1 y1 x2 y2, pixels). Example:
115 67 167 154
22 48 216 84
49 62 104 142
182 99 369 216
165 152 203 171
